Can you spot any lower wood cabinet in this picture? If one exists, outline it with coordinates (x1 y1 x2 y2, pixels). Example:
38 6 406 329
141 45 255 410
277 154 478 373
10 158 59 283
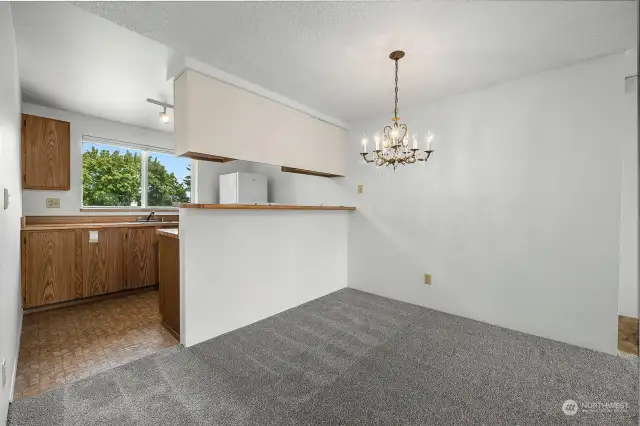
22 226 170 309
158 233 180 339
125 228 158 289
82 229 126 297
22 230 82 308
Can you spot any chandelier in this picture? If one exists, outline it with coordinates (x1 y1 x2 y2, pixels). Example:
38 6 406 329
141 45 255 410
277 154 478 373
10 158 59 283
360 50 434 170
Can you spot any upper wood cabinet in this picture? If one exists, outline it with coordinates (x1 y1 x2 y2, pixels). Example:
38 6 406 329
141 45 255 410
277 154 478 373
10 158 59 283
174 70 347 177
22 114 71 190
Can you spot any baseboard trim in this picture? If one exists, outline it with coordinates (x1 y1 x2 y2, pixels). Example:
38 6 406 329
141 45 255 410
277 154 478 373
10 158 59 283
23 285 158 314
9 308 23 403
161 321 180 341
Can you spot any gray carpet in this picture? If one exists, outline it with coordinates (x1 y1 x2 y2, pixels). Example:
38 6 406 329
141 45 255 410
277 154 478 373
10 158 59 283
8 288 638 425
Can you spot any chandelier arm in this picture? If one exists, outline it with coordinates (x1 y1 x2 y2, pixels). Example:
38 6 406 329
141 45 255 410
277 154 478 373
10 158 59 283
399 123 408 143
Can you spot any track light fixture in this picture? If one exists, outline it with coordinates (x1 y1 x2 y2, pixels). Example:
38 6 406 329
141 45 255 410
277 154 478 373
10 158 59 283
146 98 174 125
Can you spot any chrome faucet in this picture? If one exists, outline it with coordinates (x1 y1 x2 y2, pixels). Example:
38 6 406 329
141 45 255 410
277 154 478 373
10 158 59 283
146 211 155 222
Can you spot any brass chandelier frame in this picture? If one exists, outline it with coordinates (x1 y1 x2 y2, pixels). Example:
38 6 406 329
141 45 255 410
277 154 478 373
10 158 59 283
361 51 434 170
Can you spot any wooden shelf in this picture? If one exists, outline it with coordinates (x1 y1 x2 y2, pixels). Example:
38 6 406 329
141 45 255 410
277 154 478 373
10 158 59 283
178 204 356 211
280 166 343 178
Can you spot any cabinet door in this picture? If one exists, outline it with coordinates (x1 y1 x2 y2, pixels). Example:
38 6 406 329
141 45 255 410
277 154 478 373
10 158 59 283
158 235 180 338
126 228 158 288
23 230 81 308
22 114 71 190
83 229 126 297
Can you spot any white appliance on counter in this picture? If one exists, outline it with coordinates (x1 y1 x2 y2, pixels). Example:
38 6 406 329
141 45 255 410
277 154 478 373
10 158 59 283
219 172 268 204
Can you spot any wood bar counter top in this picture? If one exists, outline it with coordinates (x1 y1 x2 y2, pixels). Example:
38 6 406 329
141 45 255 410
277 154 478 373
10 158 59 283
178 204 356 211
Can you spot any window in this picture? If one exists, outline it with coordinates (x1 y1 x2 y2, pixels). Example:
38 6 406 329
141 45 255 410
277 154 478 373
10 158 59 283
82 140 192 208
147 151 192 207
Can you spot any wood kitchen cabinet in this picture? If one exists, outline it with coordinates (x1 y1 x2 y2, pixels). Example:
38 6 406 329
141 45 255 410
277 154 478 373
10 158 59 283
158 231 180 339
22 223 173 309
22 230 82 308
125 228 159 289
82 229 126 297
22 114 71 190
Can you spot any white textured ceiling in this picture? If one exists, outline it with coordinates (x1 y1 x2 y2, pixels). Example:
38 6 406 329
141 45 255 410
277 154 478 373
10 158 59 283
11 2 175 132
11 2 637 130
74 1 637 123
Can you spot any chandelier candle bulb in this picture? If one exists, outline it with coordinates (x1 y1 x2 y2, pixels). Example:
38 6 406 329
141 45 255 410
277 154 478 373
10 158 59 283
361 135 367 153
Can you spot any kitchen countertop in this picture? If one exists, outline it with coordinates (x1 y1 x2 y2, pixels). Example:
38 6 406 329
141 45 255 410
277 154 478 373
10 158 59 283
157 228 179 239
178 204 356 211
22 221 180 232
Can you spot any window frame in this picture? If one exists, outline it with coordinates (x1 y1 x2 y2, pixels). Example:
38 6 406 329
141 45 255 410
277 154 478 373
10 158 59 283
81 135 195 210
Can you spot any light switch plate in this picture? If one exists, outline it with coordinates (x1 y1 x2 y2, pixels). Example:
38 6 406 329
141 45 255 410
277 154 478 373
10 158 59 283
3 188 8 210
1 358 6 388
46 198 61 208
89 230 99 243
357 184 363 194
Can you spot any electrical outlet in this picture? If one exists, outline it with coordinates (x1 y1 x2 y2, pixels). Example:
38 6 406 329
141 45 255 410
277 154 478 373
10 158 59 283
424 273 432 285
3 188 9 210
46 198 60 208
1 358 6 388
357 184 363 194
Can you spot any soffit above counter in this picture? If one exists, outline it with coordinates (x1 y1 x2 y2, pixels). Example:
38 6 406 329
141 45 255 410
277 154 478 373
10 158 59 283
174 70 347 177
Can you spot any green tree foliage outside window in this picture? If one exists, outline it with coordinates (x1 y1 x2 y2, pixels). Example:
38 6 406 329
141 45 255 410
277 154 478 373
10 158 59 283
147 155 189 206
82 145 190 207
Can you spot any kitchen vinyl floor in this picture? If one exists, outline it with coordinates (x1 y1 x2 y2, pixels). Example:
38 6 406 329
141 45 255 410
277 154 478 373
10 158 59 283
13 289 178 401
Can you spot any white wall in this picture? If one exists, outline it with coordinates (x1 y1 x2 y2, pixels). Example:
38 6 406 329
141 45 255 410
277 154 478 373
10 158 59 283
345 52 633 354
0 3 23 422
249 163 350 207
180 208 349 347
21 103 174 215
196 160 350 207
617 50 638 319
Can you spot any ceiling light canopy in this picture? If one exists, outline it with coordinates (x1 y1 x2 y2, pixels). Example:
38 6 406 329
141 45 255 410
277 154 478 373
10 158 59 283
360 51 434 171
147 98 174 125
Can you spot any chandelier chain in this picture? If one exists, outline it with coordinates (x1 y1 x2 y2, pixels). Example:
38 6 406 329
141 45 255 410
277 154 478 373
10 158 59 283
394 59 399 120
